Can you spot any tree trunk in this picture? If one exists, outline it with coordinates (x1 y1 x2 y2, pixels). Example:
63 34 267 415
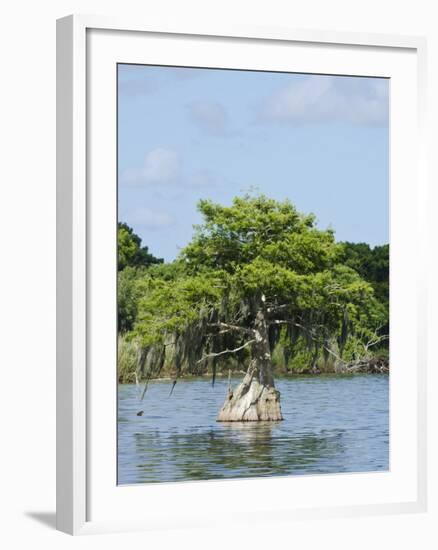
217 309 283 422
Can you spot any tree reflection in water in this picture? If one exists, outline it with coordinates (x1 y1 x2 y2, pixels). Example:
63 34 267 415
118 375 389 485
131 423 346 483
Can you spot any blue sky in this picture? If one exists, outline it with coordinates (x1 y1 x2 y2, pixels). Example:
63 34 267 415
118 64 389 262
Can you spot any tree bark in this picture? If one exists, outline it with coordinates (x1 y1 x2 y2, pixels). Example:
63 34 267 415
217 309 283 422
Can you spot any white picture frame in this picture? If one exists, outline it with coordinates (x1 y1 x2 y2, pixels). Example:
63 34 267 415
56 14 428 535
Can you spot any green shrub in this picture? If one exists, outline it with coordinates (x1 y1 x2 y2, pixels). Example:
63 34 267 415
117 334 139 383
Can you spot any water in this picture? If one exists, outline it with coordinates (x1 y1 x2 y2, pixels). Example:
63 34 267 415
118 374 389 485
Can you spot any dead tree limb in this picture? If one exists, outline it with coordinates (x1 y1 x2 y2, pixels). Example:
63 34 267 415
196 339 256 364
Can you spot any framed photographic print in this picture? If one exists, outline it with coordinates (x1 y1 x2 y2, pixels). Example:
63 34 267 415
56 15 427 535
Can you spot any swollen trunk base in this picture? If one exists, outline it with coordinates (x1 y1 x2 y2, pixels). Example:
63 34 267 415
217 374 283 422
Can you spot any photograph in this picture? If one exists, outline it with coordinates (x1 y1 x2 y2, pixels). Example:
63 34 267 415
116 63 390 485
0 0 432 544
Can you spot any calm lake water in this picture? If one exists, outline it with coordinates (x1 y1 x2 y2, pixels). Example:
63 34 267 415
118 374 389 485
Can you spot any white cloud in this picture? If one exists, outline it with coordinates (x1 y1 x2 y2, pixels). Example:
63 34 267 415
260 76 388 127
188 169 216 188
127 207 174 229
187 101 229 136
121 148 181 185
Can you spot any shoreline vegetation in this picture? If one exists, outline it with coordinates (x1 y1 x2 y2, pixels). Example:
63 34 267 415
118 195 389 419
118 366 389 384
118 369 389 384
117 333 389 384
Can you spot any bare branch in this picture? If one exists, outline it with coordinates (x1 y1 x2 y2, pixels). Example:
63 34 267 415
363 333 389 352
267 304 289 314
208 322 255 336
196 339 256 364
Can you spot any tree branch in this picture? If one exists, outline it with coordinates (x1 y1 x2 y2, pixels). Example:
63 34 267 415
196 339 256 364
293 321 344 364
207 322 255 336
266 304 289 314
363 333 389 353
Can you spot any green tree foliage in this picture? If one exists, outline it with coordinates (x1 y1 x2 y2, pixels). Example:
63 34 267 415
339 242 389 306
124 195 389 383
339 243 389 351
118 267 143 333
117 223 164 332
118 222 163 271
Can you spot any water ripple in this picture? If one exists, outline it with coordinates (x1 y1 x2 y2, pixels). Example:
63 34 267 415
118 374 389 484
